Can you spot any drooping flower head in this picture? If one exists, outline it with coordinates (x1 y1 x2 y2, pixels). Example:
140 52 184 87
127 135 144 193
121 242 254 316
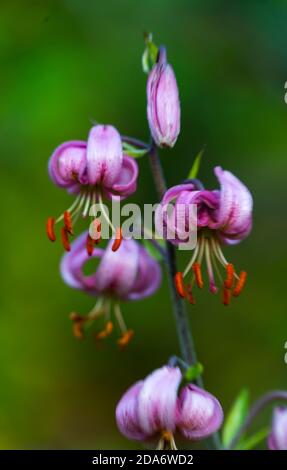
116 365 223 449
147 47 180 148
268 408 287 450
155 166 253 305
61 232 161 348
46 125 138 252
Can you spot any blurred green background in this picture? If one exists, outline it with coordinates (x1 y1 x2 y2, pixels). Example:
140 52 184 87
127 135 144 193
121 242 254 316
0 0 287 449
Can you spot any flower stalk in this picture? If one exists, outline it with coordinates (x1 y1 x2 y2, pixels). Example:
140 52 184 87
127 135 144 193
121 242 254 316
148 142 198 368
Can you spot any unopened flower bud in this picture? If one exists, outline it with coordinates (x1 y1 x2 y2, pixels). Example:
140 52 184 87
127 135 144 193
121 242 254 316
147 48 180 148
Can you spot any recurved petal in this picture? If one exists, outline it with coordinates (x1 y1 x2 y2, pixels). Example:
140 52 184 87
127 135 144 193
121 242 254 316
105 155 139 199
48 140 87 188
86 125 123 187
137 366 182 436
60 231 104 292
176 384 223 440
214 166 253 240
219 217 252 245
126 245 161 300
154 184 195 242
116 382 148 441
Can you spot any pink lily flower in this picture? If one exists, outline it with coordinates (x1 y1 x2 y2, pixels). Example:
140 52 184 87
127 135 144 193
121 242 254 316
155 166 253 305
46 125 138 251
116 365 223 449
60 232 161 348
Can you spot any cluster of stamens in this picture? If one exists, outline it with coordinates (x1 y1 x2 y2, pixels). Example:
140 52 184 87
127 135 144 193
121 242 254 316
70 299 134 350
46 189 123 255
174 233 247 305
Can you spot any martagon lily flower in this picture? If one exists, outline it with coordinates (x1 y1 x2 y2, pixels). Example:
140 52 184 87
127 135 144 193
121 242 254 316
60 232 161 348
116 365 223 449
46 124 138 252
155 166 253 305
268 408 287 450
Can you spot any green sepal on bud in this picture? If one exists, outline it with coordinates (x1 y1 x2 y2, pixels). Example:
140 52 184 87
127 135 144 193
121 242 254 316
142 32 159 74
184 362 204 382
122 142 148 158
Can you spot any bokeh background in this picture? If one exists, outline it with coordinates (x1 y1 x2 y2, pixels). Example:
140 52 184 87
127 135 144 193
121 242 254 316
0 0 286 449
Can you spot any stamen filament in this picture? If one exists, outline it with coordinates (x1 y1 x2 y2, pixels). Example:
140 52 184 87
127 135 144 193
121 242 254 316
88 299 104 320
183 241 200 277
156 439 164 450
98 192 116 233
73 192 87 218
55 193 82 224
210 237 227 268
82 192 91 218
205 239 218 294
197 236 205 264
210 247 224 284
114 304 127 334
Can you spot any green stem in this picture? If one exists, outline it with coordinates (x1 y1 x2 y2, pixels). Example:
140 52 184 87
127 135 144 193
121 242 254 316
148 142 199 367
124 135 221 449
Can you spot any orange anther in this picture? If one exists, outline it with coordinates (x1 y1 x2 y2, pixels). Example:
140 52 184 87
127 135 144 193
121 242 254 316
61 227 71 251
64 211 73 234
192 262 204 289
70 312 86 339
224 263 234 289
95 321 114 340
186 283 196 305
86 234 95 256
105 321 114 335
233 271 247 297
117 329 134 350
223 287 231 306
46 217 56 242
112 227 123 252
174 272 185 298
